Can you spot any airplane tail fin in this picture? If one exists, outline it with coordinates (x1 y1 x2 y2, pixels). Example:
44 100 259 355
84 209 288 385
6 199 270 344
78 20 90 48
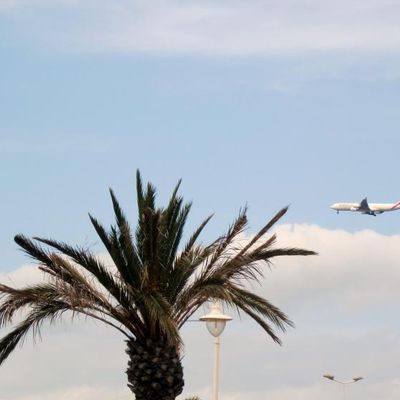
391 200 400 210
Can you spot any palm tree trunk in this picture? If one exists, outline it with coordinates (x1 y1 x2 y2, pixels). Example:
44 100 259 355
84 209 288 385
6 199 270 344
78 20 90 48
126 338 184 400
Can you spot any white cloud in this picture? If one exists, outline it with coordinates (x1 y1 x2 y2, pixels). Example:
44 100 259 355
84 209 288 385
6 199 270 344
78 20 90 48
259 224 400 311
4 0 400 55
1 224 400 399
0 0 20 11
0 264 42 286
3 385 130 400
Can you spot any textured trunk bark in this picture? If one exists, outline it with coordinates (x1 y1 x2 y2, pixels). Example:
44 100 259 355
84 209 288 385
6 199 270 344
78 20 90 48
126 338 184 400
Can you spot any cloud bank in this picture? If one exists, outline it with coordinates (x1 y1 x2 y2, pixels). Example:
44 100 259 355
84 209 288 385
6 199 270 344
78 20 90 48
1 224 400 399
3 0 400 55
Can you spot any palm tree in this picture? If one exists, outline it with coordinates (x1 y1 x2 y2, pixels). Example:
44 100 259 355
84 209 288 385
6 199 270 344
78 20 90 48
0 171 316 400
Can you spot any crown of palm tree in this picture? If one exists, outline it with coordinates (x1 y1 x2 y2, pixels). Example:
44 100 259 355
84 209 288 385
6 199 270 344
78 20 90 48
0 171 316 365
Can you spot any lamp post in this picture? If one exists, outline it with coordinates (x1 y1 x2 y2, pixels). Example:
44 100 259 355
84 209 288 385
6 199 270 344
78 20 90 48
200 301 232 400
323 374 363 400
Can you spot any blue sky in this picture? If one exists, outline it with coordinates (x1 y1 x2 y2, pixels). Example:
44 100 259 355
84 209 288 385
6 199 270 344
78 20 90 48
1 1 400 399
2 48 400 270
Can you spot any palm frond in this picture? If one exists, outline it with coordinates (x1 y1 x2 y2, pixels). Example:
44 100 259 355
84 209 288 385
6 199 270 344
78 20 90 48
226 285 293 331
168 246 213 303
109 189 143 287
14 234 53 266
140 292 180 347
237 207 288 257
135 172 157 263
31 237 132 308
180 214 213 256
0 283 59 327
201 207 248 277
136 169 145 212
213 246 316 284
232 302 282 345
258 248 317 258
174 276 229 325
89 214 136 288
140 208 162 286
0 300 70 365
165 203 192 270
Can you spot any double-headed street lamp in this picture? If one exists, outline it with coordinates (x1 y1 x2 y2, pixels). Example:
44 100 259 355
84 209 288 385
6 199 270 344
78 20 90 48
323 374 363 400
200 302 232 400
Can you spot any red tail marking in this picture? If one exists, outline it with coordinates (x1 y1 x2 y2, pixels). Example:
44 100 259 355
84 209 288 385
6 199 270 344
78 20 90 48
391 201 400 210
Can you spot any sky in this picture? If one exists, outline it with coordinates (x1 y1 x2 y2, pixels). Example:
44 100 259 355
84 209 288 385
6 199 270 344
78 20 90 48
1 0 400 399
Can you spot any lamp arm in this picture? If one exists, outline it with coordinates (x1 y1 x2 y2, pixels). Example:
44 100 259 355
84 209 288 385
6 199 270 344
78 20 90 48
333 379 360 385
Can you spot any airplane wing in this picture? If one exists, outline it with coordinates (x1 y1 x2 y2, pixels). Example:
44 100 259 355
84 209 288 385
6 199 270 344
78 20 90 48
359 197 370 212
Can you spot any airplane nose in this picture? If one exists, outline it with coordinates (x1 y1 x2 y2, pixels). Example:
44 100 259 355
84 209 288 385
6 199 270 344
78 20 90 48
330 204 337 209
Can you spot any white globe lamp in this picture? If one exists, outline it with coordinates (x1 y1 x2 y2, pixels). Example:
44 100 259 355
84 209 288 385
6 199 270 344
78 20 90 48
200 302 232 400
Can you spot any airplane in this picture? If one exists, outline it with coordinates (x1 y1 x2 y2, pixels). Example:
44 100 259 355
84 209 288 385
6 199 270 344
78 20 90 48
330 197 400 216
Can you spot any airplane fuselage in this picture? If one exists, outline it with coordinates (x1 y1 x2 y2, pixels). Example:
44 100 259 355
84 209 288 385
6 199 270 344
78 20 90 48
331 203 400 213
330 198 400 215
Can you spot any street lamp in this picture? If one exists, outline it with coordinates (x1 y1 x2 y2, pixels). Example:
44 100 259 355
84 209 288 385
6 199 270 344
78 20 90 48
200 301 232 400
323 374 363 400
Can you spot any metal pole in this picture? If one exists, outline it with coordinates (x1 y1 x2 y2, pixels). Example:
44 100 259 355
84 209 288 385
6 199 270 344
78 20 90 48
342 383 346 400
213 335 220 400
